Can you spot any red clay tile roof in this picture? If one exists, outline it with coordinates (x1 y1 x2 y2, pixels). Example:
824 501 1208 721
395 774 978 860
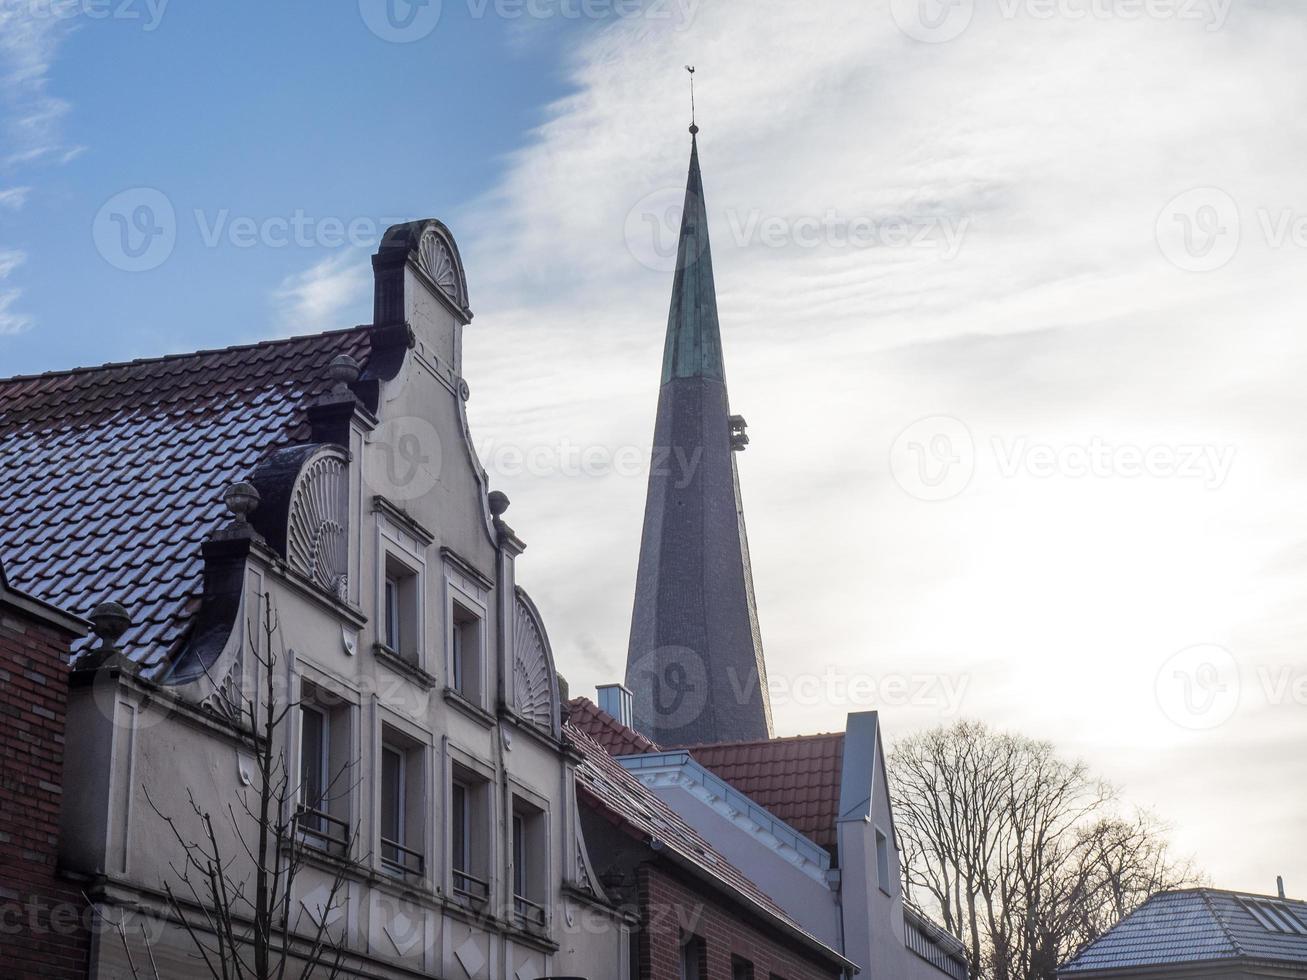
683 733 846 852
567 697 845 852
0 326 374 672
566 696 661 755
567 721 849 969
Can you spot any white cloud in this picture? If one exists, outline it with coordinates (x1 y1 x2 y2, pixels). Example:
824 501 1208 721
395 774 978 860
272 252 371 335
0 187 31 211
0 6 75 166
0 249 32 334
457 0 1307 893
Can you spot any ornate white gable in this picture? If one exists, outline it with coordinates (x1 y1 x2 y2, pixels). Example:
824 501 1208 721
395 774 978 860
512 590 557 736
287 450 350 599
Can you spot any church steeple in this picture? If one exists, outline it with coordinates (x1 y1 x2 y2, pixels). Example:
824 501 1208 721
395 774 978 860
624 128 774 747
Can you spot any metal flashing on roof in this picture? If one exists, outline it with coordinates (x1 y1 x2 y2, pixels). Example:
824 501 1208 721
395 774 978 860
618 750 832 882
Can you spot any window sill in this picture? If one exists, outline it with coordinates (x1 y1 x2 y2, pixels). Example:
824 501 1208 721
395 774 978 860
444 687 496 728
374 643 437 690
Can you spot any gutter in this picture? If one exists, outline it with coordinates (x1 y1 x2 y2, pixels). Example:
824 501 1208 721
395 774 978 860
649 838 859 975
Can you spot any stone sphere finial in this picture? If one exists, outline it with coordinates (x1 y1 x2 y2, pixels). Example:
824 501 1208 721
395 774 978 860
328 354 361 391
89 601 131 651
488 491 510 518
223 482 260 523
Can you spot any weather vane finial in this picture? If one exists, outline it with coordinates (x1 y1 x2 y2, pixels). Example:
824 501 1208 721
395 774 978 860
685 65 698 135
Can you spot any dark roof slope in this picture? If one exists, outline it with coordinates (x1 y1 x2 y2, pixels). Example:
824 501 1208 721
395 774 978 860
684 732 845 851
0 326 373 672
1061 889 1307 975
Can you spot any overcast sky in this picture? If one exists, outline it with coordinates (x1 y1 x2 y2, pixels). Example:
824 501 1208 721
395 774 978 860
3 0 1304 896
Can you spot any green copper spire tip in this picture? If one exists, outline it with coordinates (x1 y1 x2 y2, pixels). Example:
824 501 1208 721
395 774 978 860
661 131 725 384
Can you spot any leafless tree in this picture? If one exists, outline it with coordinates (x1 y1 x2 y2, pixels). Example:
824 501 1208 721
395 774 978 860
132 592 358 980
891 721 1198 980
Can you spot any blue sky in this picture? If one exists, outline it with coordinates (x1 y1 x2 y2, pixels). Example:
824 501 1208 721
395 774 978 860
4 0 1306 895
1 0 581 370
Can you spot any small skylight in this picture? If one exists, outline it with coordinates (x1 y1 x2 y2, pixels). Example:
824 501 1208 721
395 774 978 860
1241 897 1307 935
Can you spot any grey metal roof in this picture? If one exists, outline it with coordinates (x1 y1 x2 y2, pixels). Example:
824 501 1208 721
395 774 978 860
1061 889 1307 975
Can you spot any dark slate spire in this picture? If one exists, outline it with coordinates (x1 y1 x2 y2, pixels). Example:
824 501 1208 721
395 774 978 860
624 129 774 747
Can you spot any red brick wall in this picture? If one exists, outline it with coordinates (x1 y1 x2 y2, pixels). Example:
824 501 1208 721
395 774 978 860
0 605 90 980
636 864 843 980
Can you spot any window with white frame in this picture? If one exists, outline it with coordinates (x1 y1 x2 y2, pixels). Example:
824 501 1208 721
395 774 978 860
297 681 353 857
380 552 421 665
449 597 483 704
450 763 489 903
511 795 547 927
379 726 425 878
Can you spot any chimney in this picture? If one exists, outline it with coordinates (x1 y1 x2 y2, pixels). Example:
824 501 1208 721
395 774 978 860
597 683 634 728
1278 876 1287 900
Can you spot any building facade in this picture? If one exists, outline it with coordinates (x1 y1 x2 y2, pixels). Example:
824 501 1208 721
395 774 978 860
568 719 854 980
571 696 969 980
0 561 91 980
1 221 627 978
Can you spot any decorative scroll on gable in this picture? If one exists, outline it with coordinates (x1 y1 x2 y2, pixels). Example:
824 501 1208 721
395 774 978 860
512 589 559 737
287 450 350 600
416 226 465 309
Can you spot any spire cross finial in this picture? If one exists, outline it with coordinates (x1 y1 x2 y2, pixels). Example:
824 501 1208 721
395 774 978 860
685 65 698 134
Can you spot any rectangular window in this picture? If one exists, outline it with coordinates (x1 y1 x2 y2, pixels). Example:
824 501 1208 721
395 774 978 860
384 576 400 650
731 956 754 980
381 746 403 841
301 705 327 813
511 796 547 928
512 813 526 898
450 766 489 903
379 729 424 877
450 599 482 702
296 684 352 858
381 555 420 664
451 781 469 875
876 828 891 894
680 935 705 980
